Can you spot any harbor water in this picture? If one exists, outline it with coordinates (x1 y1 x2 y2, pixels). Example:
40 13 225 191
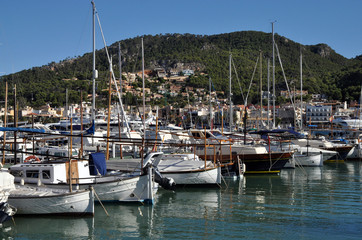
1 162 361 239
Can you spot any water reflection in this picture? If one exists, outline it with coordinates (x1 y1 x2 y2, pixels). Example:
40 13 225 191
157 187 222 217
280 167 323 182
1 164 361 239
93 204 155 239
1 216 94 239
0 204 157 239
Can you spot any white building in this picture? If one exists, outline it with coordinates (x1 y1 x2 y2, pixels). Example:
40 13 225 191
306 105 332 124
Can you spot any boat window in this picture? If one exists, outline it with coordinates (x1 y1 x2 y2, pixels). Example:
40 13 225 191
192 132 201 138
42 170 51 179
26 170 39 178
10 170 23 177
205 132 213 138
212 131 222 137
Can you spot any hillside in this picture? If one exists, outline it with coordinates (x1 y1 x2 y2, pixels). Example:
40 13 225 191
0 31 361 108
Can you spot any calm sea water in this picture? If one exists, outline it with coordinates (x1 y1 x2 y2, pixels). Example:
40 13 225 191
1 162 361 239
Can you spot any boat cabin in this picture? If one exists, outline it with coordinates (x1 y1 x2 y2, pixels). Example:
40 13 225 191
9 160 95 185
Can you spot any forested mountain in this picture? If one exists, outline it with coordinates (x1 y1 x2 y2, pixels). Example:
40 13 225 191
1 31 361 108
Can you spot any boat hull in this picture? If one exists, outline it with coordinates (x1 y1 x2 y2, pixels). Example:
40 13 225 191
238 152 290 174
10 163 157 204
294 153 323 167
0 202 16 223
324 145 353 160
8 188 94 216
160 167 221 185
77 174 157 204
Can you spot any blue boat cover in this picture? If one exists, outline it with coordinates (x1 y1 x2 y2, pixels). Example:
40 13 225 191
89 152 107 176
250 128 306 139
0 127 45 133
86 121 95 135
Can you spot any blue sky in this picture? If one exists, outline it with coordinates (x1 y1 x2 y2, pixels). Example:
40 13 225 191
0 0 361 76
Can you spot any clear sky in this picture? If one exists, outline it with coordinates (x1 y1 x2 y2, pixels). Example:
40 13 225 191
0 0 361 77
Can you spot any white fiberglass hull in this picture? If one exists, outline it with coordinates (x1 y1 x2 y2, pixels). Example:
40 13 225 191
298 147 337 162
8 186 94 216
161 167 221 185
76 173 157 203
294 153 323 167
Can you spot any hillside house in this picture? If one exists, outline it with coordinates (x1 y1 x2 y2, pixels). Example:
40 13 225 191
182 69 194 76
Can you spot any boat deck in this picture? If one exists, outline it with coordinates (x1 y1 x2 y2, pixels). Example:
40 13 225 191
106 158 216 173
106 158 142 172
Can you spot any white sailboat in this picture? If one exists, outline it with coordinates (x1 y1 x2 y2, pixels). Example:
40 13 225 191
8 152 159 204
106 152 221 186
293 152 323 167
158 153 222 185
8 185 94 216
1 168 94 216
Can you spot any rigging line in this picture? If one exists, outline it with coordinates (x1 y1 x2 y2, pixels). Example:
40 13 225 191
95 11 110 64
95 10 130 132
274 42 301 130
244 56 259 106
231 56 245 102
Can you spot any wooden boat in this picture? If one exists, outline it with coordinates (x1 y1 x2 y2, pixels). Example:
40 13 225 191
158 153 222 186
188 129 290 174
8 152 159 204
106 152 222 186
106 152 220 186
8 185 94 216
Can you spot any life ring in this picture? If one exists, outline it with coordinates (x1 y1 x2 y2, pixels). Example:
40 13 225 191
24 155 41 163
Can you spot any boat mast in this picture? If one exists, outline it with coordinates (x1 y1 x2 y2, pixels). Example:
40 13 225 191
118 42 123 127
209 77 213 129
141 37 145 168
187 89 192 128
229 53 233 132
1 81 7 165
91 0 97 125
65 88 68 119
359 85 362 122
267 58 270 129
259 50 262 130
106 59 112 161
13 84 17 164
142 38 146 135
272 21 276 129
300 48 303 130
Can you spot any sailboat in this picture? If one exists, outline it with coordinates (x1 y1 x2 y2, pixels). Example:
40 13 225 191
5 1 167 205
